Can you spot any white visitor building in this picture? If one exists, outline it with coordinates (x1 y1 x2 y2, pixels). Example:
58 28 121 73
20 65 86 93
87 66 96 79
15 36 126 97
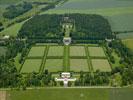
63 37 71 45
55 72 76 87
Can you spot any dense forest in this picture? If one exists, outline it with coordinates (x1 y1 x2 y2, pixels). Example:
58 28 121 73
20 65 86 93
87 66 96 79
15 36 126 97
3 2 33 19
0 22 4 32
19 14 113 40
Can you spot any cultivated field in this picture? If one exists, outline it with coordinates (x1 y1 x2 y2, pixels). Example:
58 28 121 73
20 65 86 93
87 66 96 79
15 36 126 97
7 88 133 100
21 59 42 73
88 47 106 57
42 0 133 32
91 59 111 72
47 46 64 57
70 46 86 57
117 32 133 39
122 39 133 51
28 46 45 57
70 59 89 72
44 59 63 72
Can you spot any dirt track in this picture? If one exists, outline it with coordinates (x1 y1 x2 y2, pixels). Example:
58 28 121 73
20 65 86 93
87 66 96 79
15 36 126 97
0 91 6 100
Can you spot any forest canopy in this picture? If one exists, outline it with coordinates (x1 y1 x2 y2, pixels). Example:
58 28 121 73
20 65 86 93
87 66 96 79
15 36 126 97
19 14 113 40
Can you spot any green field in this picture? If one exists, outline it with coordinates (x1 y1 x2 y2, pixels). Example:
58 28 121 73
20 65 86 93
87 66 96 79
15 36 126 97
117 32 133 39
21 59 42 73
122 39 133 51
47 46 64 57
88 47 106 57
91 59 111 72
42 0 133 32
28 46 45 57
44 59 63 72
70 46 86 57
7 88 133 100
70 59 89 72
0 21 26 36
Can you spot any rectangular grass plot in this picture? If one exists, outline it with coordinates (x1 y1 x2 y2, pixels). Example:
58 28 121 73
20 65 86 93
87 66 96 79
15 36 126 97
47 46 64 57
44 59 63 72
70 59 89 72
70 46 86 57
21 59 42 73
92 59 111 72
88 47 106 57
28 46 45 57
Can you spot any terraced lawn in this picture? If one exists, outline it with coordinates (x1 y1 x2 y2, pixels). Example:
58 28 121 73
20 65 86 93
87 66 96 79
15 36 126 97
28 46 45 57
88 47 106 57
70 46 86 57
47 46 64 57
21 59 42 73
91 59 111 72
44 59 63 72
70 59 89 72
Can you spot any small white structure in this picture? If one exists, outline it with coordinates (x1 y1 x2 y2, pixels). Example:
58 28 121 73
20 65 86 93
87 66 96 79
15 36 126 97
55 72 76 87
3 35 10 39
63 37 71 45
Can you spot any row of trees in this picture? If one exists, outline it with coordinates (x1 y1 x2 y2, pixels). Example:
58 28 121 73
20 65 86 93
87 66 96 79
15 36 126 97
75 71 110 86
3 2 32 19
0 22 4 32
109 40 133 86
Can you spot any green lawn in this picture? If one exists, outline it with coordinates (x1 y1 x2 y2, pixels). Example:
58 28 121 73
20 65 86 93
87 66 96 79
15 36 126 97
47 46 64 57
7 88 133 100
0 46 7 56
91 59 111 72
70 59 89 72
0 21 25 36
88 47 106 57
28 46 45 57
44 59 63 72
70 46 86 57
14 53 21 70
21 59 42 73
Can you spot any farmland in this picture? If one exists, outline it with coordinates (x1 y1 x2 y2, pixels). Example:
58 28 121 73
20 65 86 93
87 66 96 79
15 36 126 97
7 88 133 100
122 39 133 51
42 0 133 32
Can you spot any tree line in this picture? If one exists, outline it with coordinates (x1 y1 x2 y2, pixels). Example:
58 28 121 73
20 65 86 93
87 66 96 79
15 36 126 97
3 2 33 19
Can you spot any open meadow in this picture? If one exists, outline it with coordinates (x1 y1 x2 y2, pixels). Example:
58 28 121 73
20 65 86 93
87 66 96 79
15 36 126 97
7 88 133 100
